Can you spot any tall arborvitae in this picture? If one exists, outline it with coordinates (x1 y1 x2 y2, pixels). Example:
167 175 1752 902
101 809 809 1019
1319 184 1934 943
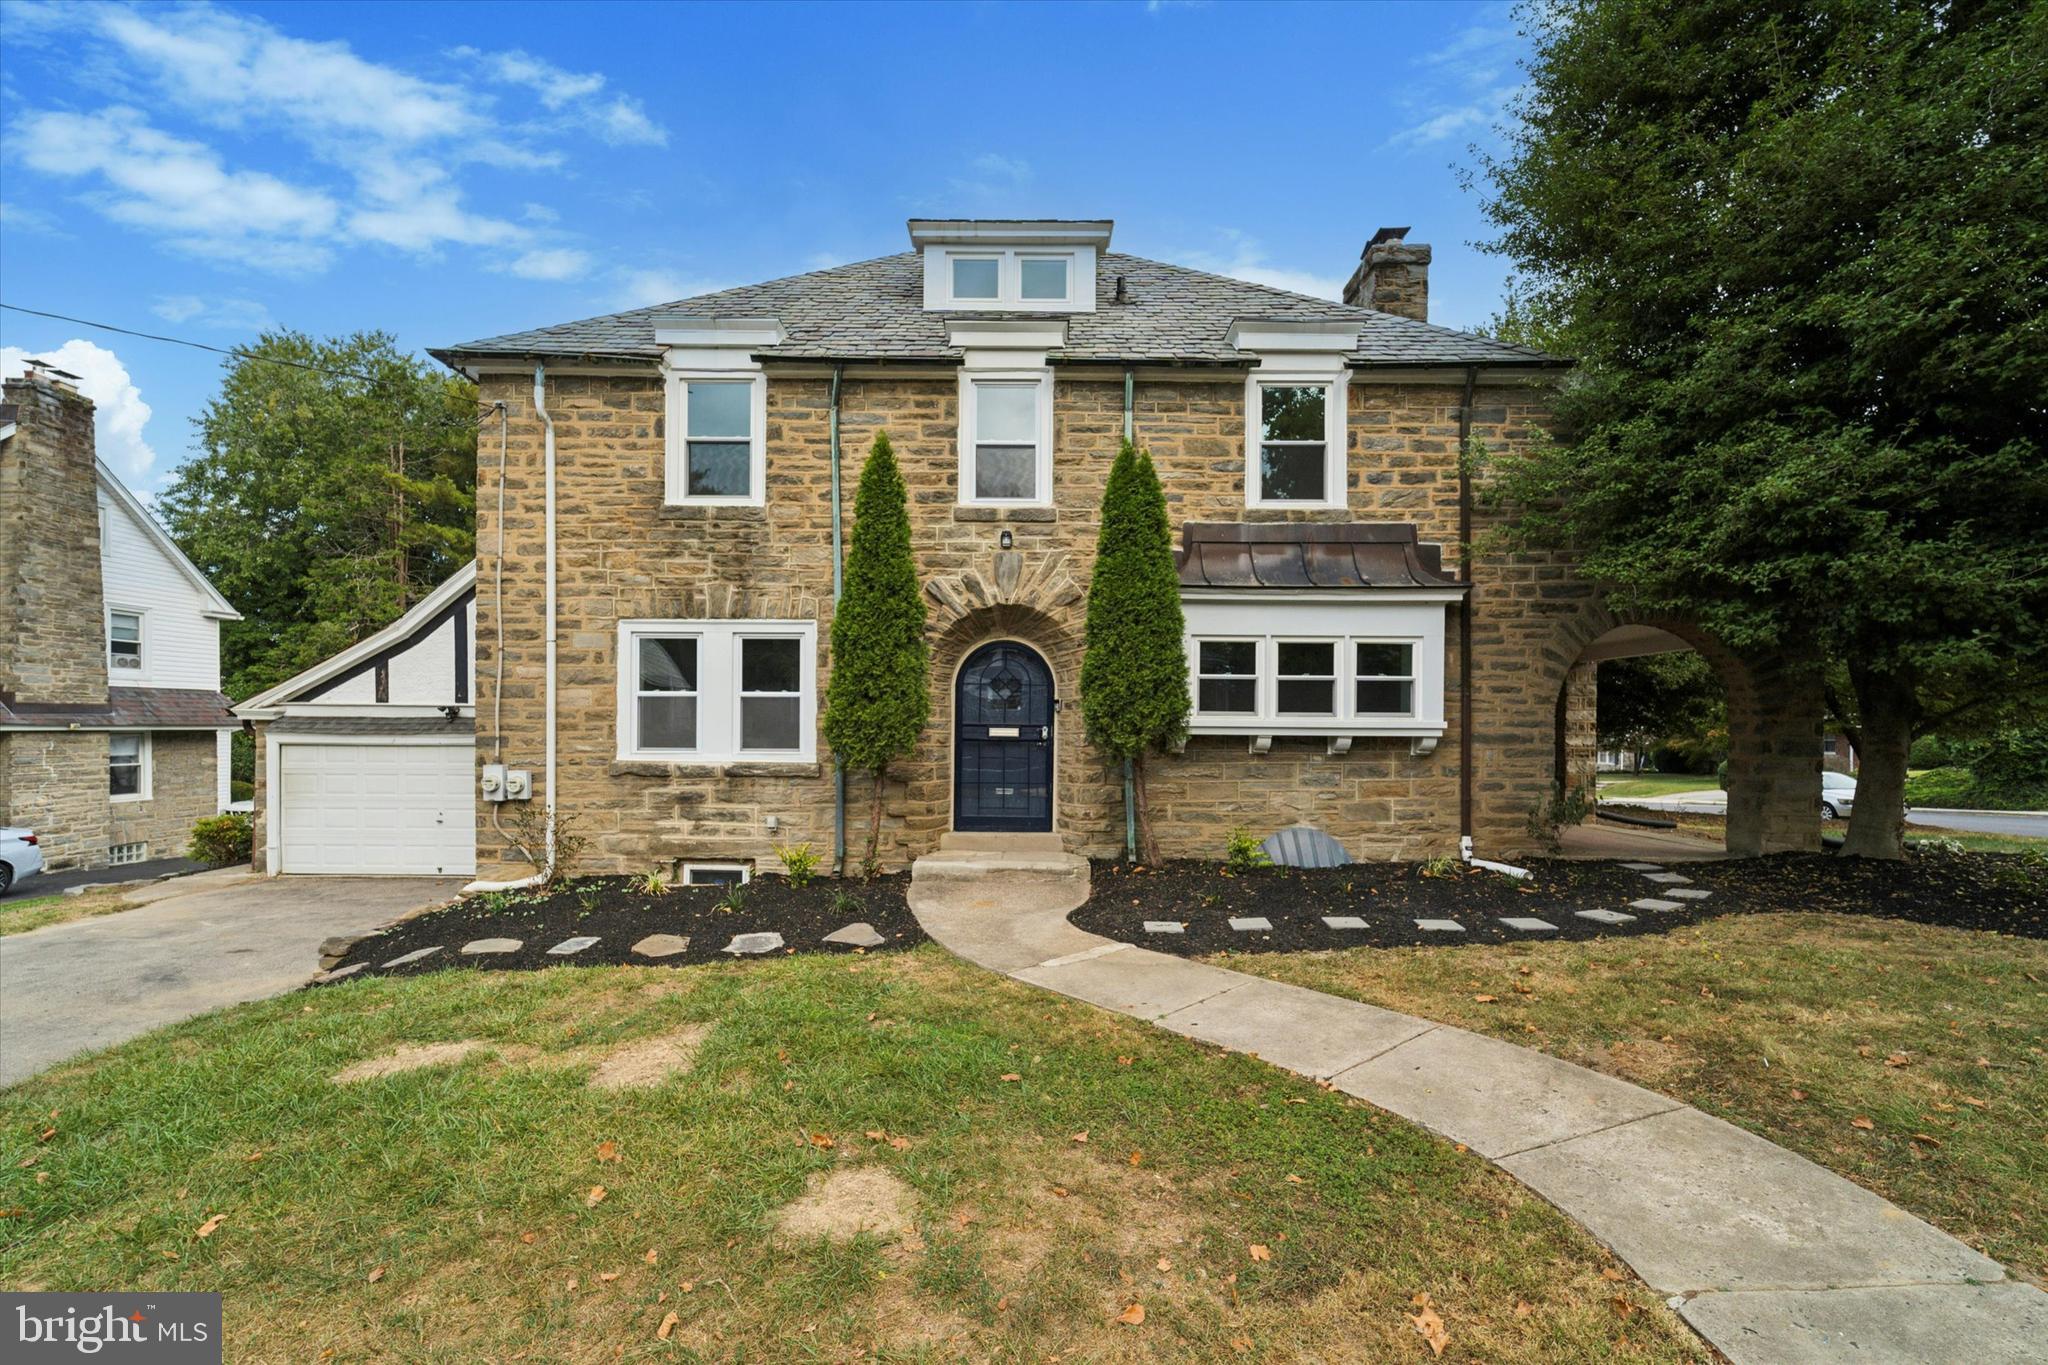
822 431 930 874
1080 440 1189 862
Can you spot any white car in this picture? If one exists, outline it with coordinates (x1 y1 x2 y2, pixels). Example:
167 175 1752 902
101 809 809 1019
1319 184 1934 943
1 826 45 896
1821 771 1857 821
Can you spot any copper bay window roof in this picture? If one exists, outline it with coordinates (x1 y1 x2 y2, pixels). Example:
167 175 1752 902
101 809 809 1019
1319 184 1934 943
1174 522 1466 592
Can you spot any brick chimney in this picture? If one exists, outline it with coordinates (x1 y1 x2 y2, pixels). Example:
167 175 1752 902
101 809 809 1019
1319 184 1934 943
1343 226 1431 322
0 364 110 705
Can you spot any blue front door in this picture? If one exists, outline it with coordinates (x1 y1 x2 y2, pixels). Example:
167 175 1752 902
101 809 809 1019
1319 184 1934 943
954 642 1054 832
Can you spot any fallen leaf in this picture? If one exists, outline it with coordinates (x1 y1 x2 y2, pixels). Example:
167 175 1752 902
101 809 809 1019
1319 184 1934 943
645 1248 659 1265
1117 1056 1134 1066
1474 994 1499 1004
367 1267 386 1284
1116 1302 1146 1326
586 1185 608 1207
888 1136 911 1151
194 1213 226 1239
1884 1053 1910 1068
1600 1267 1625 1282
599 1272 620 1283
999 1073 1022 1083
809 1133 835 1150
1960 1096 1988 1109
37 1127 56 1143
656 1311 679 1341
1231 1336 1253 1353
1514 1300 1533 1318
520 1231 537 1245
1610 1295 1635 1318
1284 1174 1305 1184
596 1140 621 1162
1850 1117 1875 1131
244 1151 265 1162
1129 1150 1144 1167
1157 1256 1173 1271
16 1155 35 1169
1408 1295 1449 1357
1051 1186 1070 1198
1910 1133 1943 1147
1071 1131 1089 1144
864 1130 886 1140
1248 1244 1271 1262
680 1280 695 1293
1789 1089 1808 1101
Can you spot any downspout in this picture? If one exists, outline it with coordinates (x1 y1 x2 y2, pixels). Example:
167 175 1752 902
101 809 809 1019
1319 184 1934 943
1122 366 1137 863
830 363 848 877
1457 364 1477 861
467 366 557 892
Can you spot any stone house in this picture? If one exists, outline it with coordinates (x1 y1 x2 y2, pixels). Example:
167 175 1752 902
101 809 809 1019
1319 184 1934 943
432 220 1822 881
0 364 241 871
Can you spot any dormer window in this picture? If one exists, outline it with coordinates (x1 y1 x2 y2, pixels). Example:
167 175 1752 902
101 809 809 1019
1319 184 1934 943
911 219 1110 313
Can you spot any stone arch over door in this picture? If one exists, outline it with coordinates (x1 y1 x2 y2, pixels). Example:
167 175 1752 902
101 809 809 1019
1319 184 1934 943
1538 605 1823 857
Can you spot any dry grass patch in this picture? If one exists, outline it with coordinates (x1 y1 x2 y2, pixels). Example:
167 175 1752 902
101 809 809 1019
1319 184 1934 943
773 1165 918 1244
585 1024 710 1090
330 1040 489 1083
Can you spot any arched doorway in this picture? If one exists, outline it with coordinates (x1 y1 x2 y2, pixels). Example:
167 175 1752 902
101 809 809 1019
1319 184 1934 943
954 641 1055 832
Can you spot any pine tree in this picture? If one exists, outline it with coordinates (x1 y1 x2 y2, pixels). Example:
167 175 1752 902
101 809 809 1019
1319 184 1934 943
822 431 930 875
1081 441 1189 862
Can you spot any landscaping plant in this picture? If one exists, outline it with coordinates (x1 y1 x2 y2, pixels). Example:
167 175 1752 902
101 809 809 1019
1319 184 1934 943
185 811 253 867
822 431 929 877
1222 826 1272 875
1479 0 2048 857
636 869 669 896
775 841 822 887
1079 440 1189 863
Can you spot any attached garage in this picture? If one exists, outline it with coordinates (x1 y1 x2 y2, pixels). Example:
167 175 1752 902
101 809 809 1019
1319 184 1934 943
237 564 478 878
273 729 474 876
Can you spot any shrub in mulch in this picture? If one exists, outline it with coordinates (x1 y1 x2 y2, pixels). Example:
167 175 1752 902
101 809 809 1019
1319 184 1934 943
1070 851 2048 956
322 873 923 981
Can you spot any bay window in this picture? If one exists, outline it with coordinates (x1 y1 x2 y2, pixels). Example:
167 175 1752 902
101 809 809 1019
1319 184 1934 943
1355 642 1416 716
1275 641 1337 716
617 620 816 762
1194 640 1258 716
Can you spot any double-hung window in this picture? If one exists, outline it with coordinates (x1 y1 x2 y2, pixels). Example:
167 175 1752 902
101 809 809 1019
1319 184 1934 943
1194 640 1258 716
960 373 1051 505
1183 603 1445 739
1354 642 1416 716
664 370 766 506
109 733 148 800
1275 641 1338 716
618 620 816 762
1247 375 1346 508
108 610 142 672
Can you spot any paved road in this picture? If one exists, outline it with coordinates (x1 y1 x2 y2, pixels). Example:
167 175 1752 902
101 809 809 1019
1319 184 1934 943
1604 790 2048 840
12 855 206 898
0 874 461 1086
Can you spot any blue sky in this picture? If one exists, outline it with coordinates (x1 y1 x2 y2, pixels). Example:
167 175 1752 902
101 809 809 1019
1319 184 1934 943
0 0 1529 494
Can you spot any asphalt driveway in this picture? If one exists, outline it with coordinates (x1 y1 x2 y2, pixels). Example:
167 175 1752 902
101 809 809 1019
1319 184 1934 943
0 874 462 1086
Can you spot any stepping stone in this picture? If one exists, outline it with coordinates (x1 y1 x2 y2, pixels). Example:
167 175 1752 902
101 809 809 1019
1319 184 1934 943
1576 909 1637 925
1320 915 1369 930
722 931 784 955
1620 862 1664 871
822 921 886 948
460 937 522 955
1415 918 1466 933
1228 917 1273 932
547 935 600 956
1628 898 1685 912
1664 887 1712 900
316 963 366 982
1143 921 1185 935
382 946 443 968
631 933 691 958
1642 872 1693 884
1500 917 1558 932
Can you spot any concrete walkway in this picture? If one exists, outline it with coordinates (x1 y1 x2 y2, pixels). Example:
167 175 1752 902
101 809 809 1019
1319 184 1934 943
909 875 2048 1364
1 873 462 1086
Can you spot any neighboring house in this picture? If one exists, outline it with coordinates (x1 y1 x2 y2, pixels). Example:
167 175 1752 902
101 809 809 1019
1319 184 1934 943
235 563 476 876
1823 732 1859 775
426 218 1825 878
0 364 242 871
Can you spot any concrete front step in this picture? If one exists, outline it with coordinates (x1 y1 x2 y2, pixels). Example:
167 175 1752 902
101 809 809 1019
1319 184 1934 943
936 831 1067 855
911 849 1090 885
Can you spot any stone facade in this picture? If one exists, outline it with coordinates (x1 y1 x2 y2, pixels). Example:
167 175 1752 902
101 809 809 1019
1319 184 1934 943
1344 232 1432 322
471 361 1821 879
1 374 108 705
0 732 110 869
108 732 219 862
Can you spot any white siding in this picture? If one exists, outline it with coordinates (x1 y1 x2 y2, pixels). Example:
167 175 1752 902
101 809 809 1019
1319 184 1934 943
309 598 471 705
99 493 222 691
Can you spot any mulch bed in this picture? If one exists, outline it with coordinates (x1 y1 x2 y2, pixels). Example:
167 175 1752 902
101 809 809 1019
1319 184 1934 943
321 873 923 981
1069 851 2048 956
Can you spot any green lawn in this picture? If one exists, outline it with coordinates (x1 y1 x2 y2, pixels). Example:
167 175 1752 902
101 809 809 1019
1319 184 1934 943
0 887 134 937
1593 773 1717 799
1228 913 2048 1283
1 949 1703 1362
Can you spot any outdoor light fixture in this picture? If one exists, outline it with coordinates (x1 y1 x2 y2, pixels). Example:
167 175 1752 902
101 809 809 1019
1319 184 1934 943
999 529 1013 549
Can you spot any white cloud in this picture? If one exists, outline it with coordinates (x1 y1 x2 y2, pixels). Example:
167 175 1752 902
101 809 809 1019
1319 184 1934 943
0 201 64 234
609 269 733 310
1 340 158 484
592 96 667 147
453 47 604 108
1381 6 1526 152
1181 231 1345 301
506 247 593 282
151 295 273 330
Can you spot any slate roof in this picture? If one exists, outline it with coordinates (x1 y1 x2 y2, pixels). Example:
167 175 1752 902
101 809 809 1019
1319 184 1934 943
268 715 474 736
0 687 239 731
434 252 1559 369
1175 522 1466 592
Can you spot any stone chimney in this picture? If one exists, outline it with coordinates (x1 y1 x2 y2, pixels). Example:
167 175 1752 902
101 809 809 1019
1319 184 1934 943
1342 226 1431 322
0 364 110 705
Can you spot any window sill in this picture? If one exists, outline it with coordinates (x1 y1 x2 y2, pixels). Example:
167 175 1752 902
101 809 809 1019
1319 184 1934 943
952 506 1057 523
658 503 768 522
110 793 151 804
1241 505 1350 520
610 759 821 779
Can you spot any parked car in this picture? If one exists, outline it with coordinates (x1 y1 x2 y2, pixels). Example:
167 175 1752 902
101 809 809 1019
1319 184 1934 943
1820 771 1857 820
1 826 45 895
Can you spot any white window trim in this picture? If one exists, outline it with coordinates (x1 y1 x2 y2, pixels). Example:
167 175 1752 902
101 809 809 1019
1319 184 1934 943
925 246 1091 310
1245 371 1349 510
683 862 752 886
1273 637 1341 718
1192 637 1262 719
107 606 146 679
109 731 152 803
957 369 1054 507
664 367 767 507
616 619 817 763
1354 640 1418 718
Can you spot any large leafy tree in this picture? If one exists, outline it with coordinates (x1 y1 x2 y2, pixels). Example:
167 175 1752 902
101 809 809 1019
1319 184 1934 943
822 431 929 875
1479 0 2048 857
1597 653 1726 772
1081 441 1189 863
160 332 476 701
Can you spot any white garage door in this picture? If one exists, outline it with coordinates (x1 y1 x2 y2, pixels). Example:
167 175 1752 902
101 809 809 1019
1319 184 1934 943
278 741 475 876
